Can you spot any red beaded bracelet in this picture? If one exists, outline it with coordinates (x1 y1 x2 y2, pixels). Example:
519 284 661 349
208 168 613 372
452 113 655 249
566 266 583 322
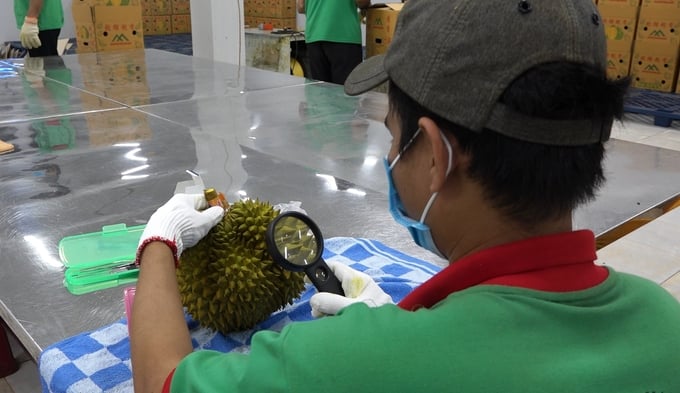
134 237 180 268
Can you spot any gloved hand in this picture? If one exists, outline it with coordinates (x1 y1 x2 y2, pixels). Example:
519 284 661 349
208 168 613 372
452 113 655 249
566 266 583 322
135 193 225 267
20 17 41 49
23 56 45 88
310 261 394 318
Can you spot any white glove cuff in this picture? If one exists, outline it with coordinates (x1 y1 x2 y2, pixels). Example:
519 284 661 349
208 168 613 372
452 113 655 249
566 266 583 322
135 213 194 268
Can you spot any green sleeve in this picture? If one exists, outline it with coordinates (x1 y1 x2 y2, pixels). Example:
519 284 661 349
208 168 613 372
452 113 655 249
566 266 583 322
170 304 411 392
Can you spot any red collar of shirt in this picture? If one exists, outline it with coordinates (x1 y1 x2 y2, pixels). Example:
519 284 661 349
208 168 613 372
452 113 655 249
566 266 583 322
398 230 608 311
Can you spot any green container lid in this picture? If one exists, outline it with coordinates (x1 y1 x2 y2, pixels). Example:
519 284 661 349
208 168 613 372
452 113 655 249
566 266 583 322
59 223 145 295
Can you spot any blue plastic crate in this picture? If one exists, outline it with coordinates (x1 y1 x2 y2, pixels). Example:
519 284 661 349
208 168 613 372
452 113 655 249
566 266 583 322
624 88 680 127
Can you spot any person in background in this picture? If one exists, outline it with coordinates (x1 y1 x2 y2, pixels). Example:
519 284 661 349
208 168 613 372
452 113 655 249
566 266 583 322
14 0 64 57
297 0 369 84
130 0 680 392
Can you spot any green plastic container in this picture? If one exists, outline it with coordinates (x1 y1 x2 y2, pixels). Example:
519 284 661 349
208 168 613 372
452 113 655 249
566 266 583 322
59 223 145 295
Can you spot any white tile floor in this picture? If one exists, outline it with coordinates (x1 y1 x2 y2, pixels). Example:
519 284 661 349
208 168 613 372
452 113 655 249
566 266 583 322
0 114 678 393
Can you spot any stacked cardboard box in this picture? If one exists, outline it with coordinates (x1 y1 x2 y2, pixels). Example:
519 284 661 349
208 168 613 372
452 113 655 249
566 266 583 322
364 3 403 58
142 0 191 35
72 0 144 53
631 0 680 92
598 0 640 80
244 0 297 29
598 0 680 92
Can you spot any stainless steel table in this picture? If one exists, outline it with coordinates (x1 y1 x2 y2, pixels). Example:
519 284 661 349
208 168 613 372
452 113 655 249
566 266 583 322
1 49 680 361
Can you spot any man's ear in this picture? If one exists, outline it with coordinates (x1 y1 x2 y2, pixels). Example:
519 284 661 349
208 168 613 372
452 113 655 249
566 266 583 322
418 117 459 193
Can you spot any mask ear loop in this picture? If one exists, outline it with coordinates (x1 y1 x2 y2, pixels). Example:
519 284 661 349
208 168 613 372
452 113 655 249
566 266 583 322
418 131 454 223
389 128 422 169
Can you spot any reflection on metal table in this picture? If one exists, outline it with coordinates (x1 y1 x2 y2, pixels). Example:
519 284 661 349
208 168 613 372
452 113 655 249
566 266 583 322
1 49 680 362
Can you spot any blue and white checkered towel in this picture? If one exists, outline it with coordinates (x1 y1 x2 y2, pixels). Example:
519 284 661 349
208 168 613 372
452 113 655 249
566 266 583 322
39 237 442 393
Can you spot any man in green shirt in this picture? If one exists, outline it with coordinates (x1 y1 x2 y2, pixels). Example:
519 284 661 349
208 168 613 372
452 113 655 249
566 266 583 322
130 0 680 392
14 0 64 57
297 0 369 84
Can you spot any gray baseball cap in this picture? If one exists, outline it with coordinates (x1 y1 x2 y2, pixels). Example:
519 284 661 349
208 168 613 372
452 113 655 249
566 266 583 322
345 0 610 146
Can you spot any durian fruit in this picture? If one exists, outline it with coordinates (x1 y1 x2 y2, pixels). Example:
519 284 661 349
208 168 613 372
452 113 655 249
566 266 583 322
177 199 306 334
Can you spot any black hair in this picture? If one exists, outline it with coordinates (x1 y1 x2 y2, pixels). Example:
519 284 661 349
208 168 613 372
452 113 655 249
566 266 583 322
388 62 629 226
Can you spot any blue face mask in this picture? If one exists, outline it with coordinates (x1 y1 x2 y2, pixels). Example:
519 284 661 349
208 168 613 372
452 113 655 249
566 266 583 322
384 128 453 259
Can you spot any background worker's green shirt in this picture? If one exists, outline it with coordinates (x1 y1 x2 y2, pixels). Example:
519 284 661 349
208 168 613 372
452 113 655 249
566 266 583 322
304 0 362 44
171 270 680 392
14 0 64 30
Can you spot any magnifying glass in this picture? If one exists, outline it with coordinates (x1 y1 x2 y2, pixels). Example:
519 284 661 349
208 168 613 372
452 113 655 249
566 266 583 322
266 211 344 296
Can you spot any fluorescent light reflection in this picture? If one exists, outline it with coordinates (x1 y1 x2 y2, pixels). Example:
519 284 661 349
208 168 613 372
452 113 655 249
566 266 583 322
316 173 337 190
241 154 247 159
24 235 62 268
122 174 150 180
363 156 378 167
114 143 140 147
346 188 367 196
124 148 148 162
121 165 149 175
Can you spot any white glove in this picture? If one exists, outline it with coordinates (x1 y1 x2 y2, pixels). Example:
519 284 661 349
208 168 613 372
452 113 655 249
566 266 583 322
20 18 41 49
310 261 393 318
135 193 225 266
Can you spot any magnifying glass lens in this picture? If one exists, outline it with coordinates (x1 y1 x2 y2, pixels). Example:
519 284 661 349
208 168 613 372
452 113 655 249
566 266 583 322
274 216 318 266
266 212 345 296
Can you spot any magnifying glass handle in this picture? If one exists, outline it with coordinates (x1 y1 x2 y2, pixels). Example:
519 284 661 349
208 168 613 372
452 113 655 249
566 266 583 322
307 259 344 296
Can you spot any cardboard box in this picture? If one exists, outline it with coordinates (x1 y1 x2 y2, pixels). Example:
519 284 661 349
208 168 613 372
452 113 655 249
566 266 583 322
274 17 296 28
72 1 144 53
636 6 680 46
152 0 172 15
598 3 640 46
607 41 634 79
74 0 141 5
143 15 172 35
598 0 640 6
72 2 98 52
641 0 680 8
171 14 192 33
245 0 293 17
171 0 191 14
94 6 144 51
630 40 680 91
365 3 403 58
264 0 296 18
254 17 296 29
142 0 154 16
